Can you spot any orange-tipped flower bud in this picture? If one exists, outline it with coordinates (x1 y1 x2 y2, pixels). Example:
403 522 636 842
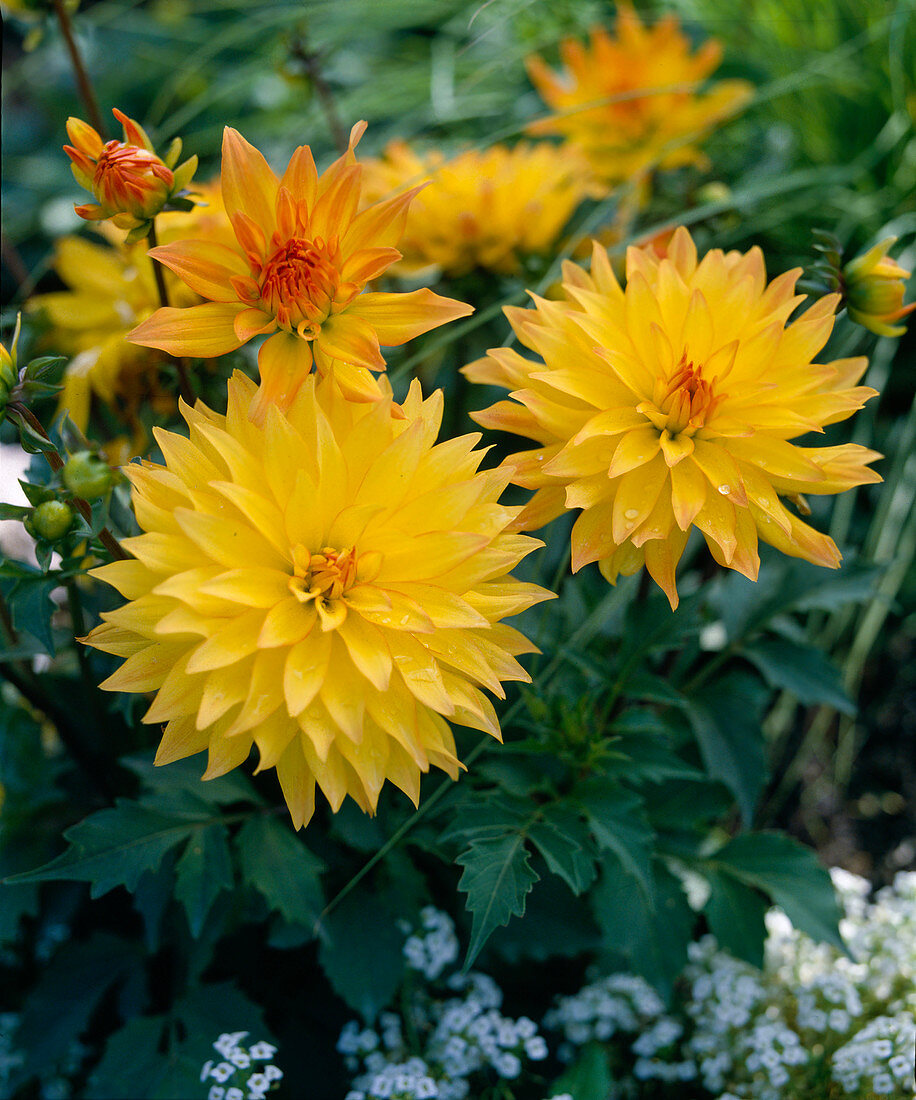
64 108 198 238
844 236 916 338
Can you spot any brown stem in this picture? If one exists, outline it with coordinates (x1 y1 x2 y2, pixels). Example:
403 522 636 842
52 0 106 136
147 221 196 404
290 36 348 154
7 403 130 562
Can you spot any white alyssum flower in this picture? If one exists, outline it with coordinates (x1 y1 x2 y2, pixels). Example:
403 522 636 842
201 1033 282 1099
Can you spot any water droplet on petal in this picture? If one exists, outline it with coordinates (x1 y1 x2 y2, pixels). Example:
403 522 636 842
624 508 640 520
717 484 731 495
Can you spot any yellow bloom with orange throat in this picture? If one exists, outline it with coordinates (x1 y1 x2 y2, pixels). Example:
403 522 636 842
360 140 593 277
129 122 472 419
465 227 881 609
84 371 551 827
526 6 752 188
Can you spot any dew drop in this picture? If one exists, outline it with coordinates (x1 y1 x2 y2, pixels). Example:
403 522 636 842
624 508 640 520
717 484 731 495
536 454 544 462
399 615 410 625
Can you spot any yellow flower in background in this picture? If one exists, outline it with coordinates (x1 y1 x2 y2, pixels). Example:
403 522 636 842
360 140 594 278
843 236 916 337
526 6 752 189
64 108 197 237
29 182 229 442
84 371 550 827
129 122 473 420
465 227 881 609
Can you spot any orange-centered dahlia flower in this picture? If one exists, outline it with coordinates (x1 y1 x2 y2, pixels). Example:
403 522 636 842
65 108 197 237
84 371 550 827
360 140 593 277
129 122 473 419
526 6 752 189
464 227 881 609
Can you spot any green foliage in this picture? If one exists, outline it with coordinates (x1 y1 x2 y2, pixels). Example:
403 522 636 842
236 814 324 928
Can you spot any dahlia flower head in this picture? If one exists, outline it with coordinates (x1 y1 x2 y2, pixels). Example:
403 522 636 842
843 236 916 338
84 371 550 827
464 227 881 609
130 121 472 420
526 5 752 189
359 140 593 278
29 181 230 443
65 108 198 237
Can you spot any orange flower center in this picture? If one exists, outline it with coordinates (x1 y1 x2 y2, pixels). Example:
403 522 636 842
93 142 172 215
259 237 341 335
653 354 722 436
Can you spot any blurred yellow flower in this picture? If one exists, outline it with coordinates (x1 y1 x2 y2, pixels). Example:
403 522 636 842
84 371 550 827
526 6 752 189
65 108 197 237
360 140 594 277
465 227 881 608
29 182 228 441
130 122 472 419
843 236 915 337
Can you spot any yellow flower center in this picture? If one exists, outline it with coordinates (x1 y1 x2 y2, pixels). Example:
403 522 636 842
651 354 722 437
259 237 341 335
286 543 382 632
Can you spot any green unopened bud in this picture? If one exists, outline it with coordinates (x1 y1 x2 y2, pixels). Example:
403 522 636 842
843 237 916 338
28 500 74 542
63 450 113 500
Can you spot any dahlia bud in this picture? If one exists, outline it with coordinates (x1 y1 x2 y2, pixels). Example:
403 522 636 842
27 500 74 542
63 450 113 500
64 108 198 239
0 315 22 422
843 236 915 338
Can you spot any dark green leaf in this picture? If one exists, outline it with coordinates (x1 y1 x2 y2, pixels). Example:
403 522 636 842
529 805 597 895
0 503 30 520
438 792 531 844
685 671 770 824
577 779 653 898
174 824 233 937
710 832 844 951
620 671 687 707
121 751 263 807
8 576 58 655
23 355 66 380
84 1016 169 1100
487 872 600 962
704 870 769 969
550 1042 614 1100
235 815 324 928
742 637 854 714
456 832 540 966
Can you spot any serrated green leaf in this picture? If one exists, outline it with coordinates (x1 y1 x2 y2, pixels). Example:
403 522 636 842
174 824 233 937
84 1016 169 1100
438 792 531 844
550 1041 614 1100
457 833 540 966
121 751 263 807
8 576 58 655
235 815 324 928
318 886 405 1022
4 798 211 897
685 671 770 824
487 872 600 963
529 806 597 895
742 636 854 714
709 832 845 952
577 779 653 898
704 869 769 969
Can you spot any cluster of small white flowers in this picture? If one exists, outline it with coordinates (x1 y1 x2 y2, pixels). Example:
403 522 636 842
200 1032 282 1100
831 1013 916 1097
401 907 460 981
340 909 549 1099
543 971 665 1049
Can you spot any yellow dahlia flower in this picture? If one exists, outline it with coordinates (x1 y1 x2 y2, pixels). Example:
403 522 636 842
129 122 473 419
465 227 881 609
84 371 550 827
360 140 593 277
65 108 198 237
526 6 752 189
29 182 229 439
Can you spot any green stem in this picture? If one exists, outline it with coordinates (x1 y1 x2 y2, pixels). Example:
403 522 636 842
53 0 106 136
147 220 195 404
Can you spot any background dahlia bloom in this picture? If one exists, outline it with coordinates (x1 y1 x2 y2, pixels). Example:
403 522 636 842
129 122 473 418
84 371 550 827
359 140 593 277
65 107 197 236
464 227 881 609
526 6 752 189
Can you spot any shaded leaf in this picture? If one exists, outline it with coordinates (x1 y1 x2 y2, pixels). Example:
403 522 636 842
529 805 597 895
577 779 653 898
742 636 854 714
550 1041 614 1100
174 824 233 937
704 869 769 969
235 815 324 928
457 832 540 966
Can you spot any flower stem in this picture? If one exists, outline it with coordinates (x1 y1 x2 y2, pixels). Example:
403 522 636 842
147 220 196 404
6 402 129 562
290 34 348 154
52 0 105 136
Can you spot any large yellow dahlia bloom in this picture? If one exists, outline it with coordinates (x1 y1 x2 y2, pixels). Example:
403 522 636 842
129 122 472 418
84 371 550 827
360 140 593 277
526 6 752 189
464 227 881 609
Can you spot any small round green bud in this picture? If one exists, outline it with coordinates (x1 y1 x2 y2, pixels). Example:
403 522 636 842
63 451 113 500
30 500 74 542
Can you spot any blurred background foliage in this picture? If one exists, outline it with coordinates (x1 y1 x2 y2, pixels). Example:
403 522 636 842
1 1 915 1097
